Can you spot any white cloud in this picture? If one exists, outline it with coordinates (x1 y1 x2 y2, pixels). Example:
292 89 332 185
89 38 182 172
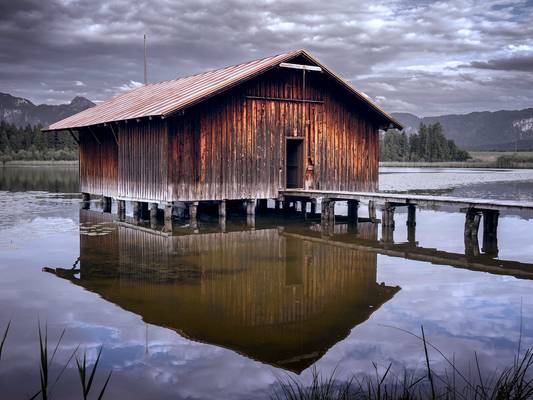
75 80 86 86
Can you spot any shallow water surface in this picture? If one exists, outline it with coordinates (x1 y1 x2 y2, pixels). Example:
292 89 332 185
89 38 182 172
1 166 533 399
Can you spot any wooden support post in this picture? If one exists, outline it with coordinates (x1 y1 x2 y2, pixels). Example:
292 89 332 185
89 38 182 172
382 223 394 244
368 200 376 221
275 199 282 212
140 202 149 220
257 199 268 213
149 203 158 219
482 210 499 256
347 200 359 224
164 203 173 232
300 200 308 219
407 205 416 244
382 202 395 228
132 201 141 221
102 196 112 213
189 202 198 227
117 200 126 220
464 208 482 256
81 192 90 210
283 200 291 213
321 198 335 226
246 199 257 216
310 199 317 216
464 208 481 238
218 200 226 218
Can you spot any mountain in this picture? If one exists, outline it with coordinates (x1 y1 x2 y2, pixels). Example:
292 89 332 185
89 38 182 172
0 93 95 128
392 109 533 150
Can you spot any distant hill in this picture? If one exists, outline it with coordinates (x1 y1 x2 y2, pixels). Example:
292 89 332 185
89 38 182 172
392 109 533 150
0 93 95 128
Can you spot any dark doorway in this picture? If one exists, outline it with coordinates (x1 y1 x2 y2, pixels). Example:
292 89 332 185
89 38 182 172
286 138 304 189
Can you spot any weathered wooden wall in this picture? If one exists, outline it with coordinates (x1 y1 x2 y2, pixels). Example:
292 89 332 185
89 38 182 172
79 127 118 197
167 66 381 201
118 119 169 201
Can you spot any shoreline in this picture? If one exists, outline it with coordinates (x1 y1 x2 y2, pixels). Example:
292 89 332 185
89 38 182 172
0 160 79 167
380 161 533 169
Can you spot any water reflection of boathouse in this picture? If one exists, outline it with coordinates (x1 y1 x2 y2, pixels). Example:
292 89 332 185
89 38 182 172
50 210 399 373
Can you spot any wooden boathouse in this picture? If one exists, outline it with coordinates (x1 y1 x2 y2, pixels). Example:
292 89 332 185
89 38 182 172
44 49 401 224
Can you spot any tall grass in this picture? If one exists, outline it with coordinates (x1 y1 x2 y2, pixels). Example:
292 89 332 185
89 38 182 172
0 320 112 399
271 326 533 400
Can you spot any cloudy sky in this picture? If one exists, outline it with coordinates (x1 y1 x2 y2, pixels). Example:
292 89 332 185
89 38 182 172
1 0 532 116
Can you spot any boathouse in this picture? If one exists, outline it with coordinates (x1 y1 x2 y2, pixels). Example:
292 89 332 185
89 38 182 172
44 49 401 220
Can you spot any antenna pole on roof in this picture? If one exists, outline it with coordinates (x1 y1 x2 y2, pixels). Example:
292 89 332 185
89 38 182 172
144 33 148 85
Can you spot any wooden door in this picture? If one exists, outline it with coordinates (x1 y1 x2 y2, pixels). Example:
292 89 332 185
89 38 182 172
286 138 304 188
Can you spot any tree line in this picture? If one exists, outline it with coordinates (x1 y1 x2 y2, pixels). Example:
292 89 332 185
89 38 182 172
0 121 78 162
380 122 470 162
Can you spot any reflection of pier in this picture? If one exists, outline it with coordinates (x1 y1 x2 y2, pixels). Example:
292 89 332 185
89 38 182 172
44 210 399 373
282 189 533 259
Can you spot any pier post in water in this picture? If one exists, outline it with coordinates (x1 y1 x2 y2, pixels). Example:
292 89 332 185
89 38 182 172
132 201 141 222
257 199 268 213
368 200 376 221
464 208 482 256
406 205 416 244
164 203 173 232
117 200 126 220
189 201 199 228
310 199 317 216
149 202 158 218
102 196 112 213
246 199 257 216
321 198 335 226
382 202 395 228
347 200 359 224
218 200 226 219
81 193 91 209
482 210 499 256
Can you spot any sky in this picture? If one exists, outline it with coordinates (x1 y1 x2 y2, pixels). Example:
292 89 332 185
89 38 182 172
1 0 532 116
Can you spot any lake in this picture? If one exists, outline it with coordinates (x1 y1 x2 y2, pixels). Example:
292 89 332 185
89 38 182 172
1 166 533 399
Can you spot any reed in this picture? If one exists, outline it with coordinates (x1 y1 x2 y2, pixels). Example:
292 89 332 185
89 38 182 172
271 326 533 400
0 320 111 400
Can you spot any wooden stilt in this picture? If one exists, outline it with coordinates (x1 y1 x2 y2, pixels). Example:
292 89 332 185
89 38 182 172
310 199 317 216
482 210 499 256
139 202 149 220
219 200 226 218
81 193 91 210
246 199 257 216
163 203 173 232
132 201 141 221
368 200 376 221
464 208 481 238
189 202 198 228
321 198 335 226
102 196 112 213
347 200 359 224
257 199 268 213
382 202 395 228
149 203 158 219
117 200 126 220
407 205 416 244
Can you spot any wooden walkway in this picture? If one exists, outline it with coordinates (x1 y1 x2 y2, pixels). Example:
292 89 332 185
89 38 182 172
281 189 533 212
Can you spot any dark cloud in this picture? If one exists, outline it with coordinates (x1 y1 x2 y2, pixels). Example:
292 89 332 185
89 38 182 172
0 0 532 115
466 55 533 71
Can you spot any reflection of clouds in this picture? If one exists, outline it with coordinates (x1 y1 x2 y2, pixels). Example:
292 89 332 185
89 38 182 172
2 185 533 398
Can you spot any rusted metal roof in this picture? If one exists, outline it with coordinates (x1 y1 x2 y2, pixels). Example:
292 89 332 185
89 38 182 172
46 49 402 131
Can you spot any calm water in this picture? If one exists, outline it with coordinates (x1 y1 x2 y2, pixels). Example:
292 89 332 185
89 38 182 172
1 166 533 399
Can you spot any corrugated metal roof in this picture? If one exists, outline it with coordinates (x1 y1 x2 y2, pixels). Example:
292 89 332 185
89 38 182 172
46 49 402 131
